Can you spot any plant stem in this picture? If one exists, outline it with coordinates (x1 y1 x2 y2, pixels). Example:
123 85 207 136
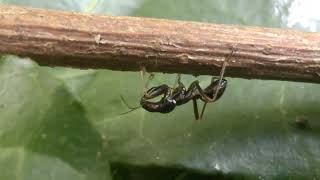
0 4 320 83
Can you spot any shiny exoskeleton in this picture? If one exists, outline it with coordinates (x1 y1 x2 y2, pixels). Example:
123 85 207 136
140 78 227 117
122 49 234 120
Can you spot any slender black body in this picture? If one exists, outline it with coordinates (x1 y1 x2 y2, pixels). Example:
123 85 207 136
140 78 227 114
138 49 233 120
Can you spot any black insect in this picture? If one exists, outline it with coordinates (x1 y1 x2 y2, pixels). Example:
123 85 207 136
139 77 227 120
122 50 233 120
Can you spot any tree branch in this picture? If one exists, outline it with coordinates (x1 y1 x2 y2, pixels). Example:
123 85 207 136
0 4 320 83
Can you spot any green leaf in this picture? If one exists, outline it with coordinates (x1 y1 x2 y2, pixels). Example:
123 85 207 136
65 70 320 178
0 56 111 180
133 0 284 27
0 147 86 180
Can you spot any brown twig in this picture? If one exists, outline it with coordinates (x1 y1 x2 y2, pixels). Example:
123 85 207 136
0 4 320 83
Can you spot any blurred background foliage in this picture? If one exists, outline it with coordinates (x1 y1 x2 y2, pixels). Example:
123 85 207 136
0 0 320 179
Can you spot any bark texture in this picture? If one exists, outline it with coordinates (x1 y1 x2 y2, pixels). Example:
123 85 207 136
0 4 320 83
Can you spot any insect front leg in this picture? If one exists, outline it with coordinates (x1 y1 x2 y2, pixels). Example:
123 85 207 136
143 84 171 99
172 74 182 89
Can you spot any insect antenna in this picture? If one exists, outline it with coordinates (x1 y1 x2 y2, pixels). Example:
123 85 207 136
120 95 141 115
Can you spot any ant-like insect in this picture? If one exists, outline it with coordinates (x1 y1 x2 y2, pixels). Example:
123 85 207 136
122 50 233 120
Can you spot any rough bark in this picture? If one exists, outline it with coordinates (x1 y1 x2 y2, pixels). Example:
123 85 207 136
0 4 320 83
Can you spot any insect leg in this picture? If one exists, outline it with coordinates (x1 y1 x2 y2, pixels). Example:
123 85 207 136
140 66 157 95
140 66 147 94
199 49 234 120
192 98 200 120
198 60 227 119
173 74 182 88
143 84 170 99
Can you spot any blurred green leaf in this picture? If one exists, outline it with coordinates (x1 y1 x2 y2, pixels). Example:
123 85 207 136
0 56 111 180
134 0 284 27
0 147 87 180
65 70 320 179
